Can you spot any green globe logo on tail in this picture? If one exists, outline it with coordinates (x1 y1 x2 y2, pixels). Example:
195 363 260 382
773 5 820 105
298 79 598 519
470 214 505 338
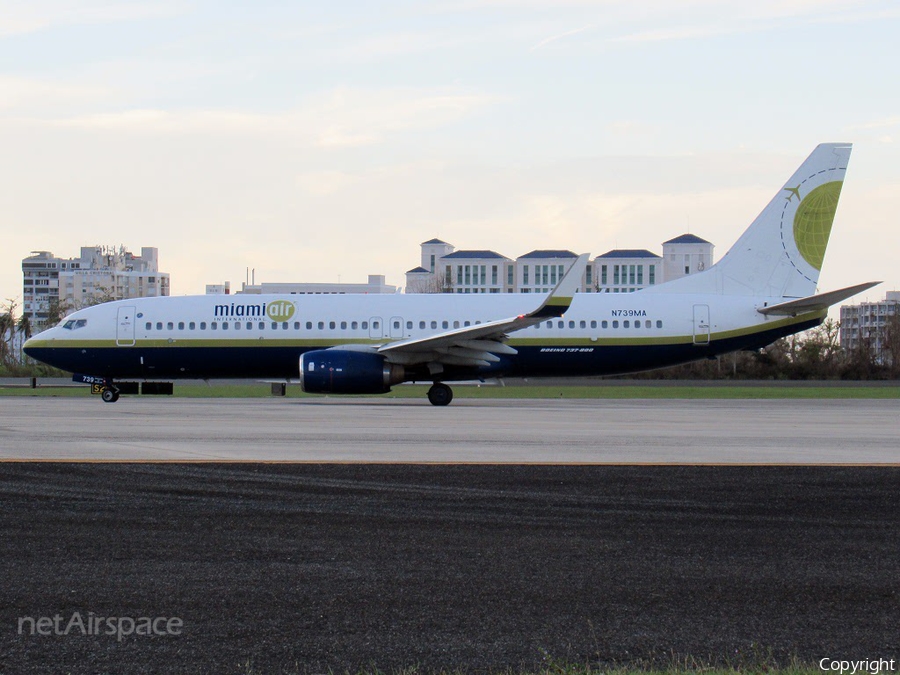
792 181 843 271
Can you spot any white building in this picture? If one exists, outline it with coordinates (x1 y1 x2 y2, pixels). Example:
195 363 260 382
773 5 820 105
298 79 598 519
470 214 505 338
517 250 580 294
840 291 900 362
440 250 512 294
205 282 231 295
594 249 662 293
662 234 714 283
22 246 169 331
239 275 397 295
406 234 714 294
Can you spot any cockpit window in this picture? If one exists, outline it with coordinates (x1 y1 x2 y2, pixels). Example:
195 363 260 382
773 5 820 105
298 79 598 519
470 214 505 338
62 319 87 330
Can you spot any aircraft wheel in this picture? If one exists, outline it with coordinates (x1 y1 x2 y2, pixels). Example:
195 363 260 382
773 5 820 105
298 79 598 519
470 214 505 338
101 388 120 403
427 383 453 406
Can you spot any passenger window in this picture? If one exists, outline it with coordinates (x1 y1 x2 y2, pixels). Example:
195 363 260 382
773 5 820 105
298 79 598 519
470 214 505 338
329 321 336 330
145 322 152 330
210 323 216 330
580 321 586 328
222 323 229 331
166 322 173 330
623 320 630 328
156 322 163 330
373 321 380 329
464 321 471 327
393 321 400 330
645 320 651 329
419 321 425 329
656 320 663 328
234 322 241 330
200 322 207 330
568 321 575 328
431 321 437 329
318 322 325 330
406 321 413 329
306 322 313 330
178 322 185 330
341 321 347 330
294 322 300 330
601 320 608 329
557 321 564 329
453 321 460 328
282 322 288 330
351 321 358 330
546 322 552 329
442 321 449 329
189 322 196 330
362 321 368 329
260 322 266 330
612 320 619 328
590 320 597 329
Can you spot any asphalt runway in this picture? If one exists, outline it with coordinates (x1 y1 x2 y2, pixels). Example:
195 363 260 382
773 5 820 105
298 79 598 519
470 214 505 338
0 464 897 674
0 397 898 463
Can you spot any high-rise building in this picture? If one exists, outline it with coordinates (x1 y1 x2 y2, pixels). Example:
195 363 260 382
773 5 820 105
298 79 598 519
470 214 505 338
840 291 900 363
22 245 169 331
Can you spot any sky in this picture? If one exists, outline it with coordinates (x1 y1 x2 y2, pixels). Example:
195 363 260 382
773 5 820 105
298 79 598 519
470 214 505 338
2 0 899 308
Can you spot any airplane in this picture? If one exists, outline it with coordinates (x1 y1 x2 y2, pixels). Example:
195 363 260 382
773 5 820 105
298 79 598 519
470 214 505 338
24 143 879 406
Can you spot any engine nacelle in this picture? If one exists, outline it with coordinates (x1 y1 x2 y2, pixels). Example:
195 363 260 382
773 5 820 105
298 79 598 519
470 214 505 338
299 349 405 394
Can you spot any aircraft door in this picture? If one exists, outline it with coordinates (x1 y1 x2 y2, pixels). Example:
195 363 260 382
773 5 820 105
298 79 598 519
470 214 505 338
692 304 710 345
390 316 404 339
369 317 383 339
116 306 136 346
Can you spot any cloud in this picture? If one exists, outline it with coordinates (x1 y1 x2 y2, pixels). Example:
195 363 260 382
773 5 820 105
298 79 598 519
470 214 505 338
0 1 187 37
0 77 112 113
20 87 505 148
851 115 900 130
530 24 594 51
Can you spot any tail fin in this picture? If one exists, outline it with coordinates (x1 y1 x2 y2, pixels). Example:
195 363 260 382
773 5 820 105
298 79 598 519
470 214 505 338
648 143 851 298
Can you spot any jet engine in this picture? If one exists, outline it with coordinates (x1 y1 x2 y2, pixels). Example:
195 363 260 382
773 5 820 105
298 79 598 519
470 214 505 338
299 349 405 394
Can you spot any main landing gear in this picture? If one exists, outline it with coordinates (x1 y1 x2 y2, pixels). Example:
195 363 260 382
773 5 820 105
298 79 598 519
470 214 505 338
427 382 453 407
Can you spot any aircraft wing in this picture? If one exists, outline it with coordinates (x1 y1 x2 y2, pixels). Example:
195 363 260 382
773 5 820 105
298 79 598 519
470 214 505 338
757 281 881 316
378 254 589 369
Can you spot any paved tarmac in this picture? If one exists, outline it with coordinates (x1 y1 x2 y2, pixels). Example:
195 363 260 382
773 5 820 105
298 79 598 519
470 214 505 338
1 464 898 674
0 397 898 463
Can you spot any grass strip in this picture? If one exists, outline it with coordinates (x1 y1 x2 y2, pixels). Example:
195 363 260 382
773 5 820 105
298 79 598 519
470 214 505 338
1 384 899 399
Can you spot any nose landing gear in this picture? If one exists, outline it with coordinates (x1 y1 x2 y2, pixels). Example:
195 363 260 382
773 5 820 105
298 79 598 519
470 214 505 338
100 386 120 403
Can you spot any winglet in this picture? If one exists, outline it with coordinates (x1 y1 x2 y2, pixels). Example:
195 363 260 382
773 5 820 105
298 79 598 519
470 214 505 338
530 253 590 319
758 281 881 316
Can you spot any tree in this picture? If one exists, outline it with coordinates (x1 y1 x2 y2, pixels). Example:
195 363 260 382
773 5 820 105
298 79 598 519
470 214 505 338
0 299 20 372
407 272 454 294
43 296 70 329
17 314 31 340
880 313 900 378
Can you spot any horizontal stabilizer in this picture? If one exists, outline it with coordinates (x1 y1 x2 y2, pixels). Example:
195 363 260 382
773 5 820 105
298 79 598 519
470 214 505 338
757 281 881 316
